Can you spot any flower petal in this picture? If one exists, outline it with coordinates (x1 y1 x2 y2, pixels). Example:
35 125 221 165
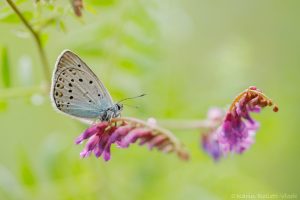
75 122 108 144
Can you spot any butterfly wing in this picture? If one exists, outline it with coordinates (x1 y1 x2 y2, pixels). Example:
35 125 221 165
50 50 114 120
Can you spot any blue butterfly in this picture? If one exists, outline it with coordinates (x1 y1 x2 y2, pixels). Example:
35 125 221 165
50 50 123 122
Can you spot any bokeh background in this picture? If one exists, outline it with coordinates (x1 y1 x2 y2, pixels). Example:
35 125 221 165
0 0 299 199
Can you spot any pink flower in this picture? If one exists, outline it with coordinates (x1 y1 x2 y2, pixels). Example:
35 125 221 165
202 131 222 161
201 86 278 160
75 117 189 161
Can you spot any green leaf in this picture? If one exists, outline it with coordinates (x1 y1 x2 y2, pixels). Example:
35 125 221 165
0 11 18 23
0 100 8 112
1 47 11 88
18 150 37 186
15 0 27 5
33 17 56 32
85 0 117 7
58 20 67 32
40 33 49 46
0 11 33 24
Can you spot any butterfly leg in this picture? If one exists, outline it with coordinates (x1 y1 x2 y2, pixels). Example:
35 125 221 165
100 111 109 121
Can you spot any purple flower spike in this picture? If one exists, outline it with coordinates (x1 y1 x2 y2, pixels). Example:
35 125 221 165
75 117 189 161
202 132 222 161
75 122 108 144
79 135 100 158
120 128 151 148
201 86 278 161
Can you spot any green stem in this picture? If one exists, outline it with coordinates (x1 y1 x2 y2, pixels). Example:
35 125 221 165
157 119 217 130
112 117 216 131
6 0 51 84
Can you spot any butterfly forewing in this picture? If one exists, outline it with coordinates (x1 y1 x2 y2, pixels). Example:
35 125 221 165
51 50 114 119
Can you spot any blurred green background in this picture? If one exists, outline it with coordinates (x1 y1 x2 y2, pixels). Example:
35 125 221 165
0 0 299 200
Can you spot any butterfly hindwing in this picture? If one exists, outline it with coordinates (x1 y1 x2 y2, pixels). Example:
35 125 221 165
51 50 114 119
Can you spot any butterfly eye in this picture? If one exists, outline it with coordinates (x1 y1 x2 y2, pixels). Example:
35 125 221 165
116 104 122 110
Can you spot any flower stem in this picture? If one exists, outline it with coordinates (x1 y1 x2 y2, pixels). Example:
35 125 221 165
112 117 216 131
158 119 217 130
6 0 51 84
111 117 181 145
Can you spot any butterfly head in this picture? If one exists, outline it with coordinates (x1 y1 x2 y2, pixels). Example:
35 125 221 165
115 103 123 113
100 103 123 121
112 103 123 118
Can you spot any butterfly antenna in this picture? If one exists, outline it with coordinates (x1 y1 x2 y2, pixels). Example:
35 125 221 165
117 93 146 103
123 103 140 109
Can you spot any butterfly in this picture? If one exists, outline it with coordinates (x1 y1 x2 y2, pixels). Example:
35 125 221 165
50 50 123 123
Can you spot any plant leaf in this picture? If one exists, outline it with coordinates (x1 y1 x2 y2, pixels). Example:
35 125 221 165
0 100 8 112
18 150 37 186
1 47 11 88
0 11 33 24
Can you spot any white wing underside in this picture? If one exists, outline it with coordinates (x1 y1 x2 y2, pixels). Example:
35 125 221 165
50 50 114 122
